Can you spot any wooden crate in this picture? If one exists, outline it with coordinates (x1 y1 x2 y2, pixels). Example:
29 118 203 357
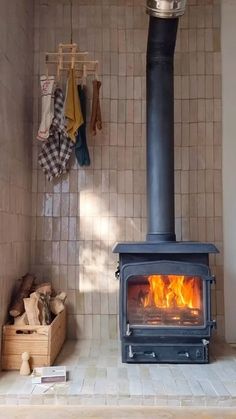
1 309 66 370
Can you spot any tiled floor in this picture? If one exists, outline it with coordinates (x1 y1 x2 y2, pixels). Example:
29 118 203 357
0 339 236 407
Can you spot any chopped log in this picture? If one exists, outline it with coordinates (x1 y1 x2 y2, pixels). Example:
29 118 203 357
23 297 40 325
50 292 67 315
30 292 38 299
35 282 52 295
9 274 35 317
30 292 43 325
50 299 64 315
9 278 23 310
37 292 51 325
14 312 28 326
57 292 67 302
29 291 51 325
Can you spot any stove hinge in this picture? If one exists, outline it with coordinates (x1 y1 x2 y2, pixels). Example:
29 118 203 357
115 262 120 280
206 320 217 329
206 275 216 285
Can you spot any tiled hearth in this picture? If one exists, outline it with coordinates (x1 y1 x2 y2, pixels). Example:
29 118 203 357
0 340 236 407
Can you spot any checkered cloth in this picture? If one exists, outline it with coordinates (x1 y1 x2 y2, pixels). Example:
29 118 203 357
51 87 66 133
38 87 74 181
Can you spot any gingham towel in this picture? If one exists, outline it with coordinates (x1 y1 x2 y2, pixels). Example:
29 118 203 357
38 87 73 181
38 134 73 181
51 87 67 133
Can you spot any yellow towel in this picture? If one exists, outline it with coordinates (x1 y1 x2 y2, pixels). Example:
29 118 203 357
65 68 84 142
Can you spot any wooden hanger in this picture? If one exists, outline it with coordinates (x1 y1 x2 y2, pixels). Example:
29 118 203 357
45 43 99 81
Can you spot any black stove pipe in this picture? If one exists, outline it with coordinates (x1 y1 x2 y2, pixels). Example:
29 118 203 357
146 16 178 242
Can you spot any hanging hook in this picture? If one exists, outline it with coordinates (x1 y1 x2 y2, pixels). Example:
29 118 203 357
70 0 73 44
45 54 49 79
82 64 87 86
95 61 99 81
71 44 76 69
57 44 63 83
71 55 75 69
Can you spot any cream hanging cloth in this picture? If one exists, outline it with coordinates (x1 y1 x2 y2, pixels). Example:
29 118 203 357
37 75 55 141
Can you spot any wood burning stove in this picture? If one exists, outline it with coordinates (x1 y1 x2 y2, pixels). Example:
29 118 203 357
113 2 219 363
113 242 217 363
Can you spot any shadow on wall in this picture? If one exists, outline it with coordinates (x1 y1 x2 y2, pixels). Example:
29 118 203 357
32 187 145 339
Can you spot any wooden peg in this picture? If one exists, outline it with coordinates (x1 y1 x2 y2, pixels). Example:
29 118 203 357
20 352 31 376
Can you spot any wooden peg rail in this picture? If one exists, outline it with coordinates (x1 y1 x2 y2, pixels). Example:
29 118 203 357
45 43 99 79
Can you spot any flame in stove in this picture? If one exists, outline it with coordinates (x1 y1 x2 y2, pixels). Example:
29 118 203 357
143 275 201 309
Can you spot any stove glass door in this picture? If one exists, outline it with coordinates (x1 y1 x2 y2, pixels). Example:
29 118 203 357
127 274 204 327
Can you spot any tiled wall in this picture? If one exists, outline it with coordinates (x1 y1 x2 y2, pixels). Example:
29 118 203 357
0 1 34 350
32 0 223 338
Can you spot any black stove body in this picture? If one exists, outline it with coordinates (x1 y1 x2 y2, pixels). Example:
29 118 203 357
112 11 219 363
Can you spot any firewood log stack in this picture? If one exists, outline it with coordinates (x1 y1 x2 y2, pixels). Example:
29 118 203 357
9 274 67 326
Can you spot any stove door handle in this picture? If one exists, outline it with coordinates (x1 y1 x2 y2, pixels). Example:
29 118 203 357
126 323 132 336
128 345 156 359
143 351 156 358
178 351 190 359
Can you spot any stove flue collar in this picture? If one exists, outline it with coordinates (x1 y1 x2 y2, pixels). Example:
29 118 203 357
146 0 187 19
